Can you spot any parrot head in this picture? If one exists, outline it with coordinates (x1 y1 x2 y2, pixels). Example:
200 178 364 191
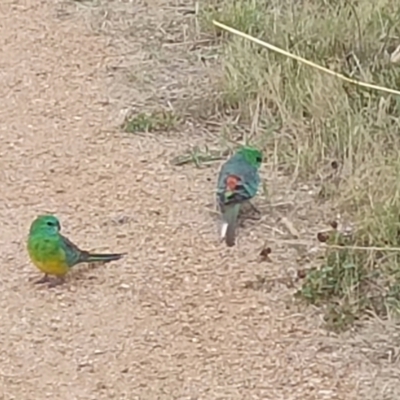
29 215 61 236
237 146 263 169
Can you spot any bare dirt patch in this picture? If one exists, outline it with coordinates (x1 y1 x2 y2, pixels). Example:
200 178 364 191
0 1 399 399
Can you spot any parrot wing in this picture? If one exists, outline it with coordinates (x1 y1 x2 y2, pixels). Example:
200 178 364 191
59 234 86 267
217 155 260 206
60 234 125 267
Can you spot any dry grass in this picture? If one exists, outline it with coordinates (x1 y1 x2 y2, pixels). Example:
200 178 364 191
201 0 400 330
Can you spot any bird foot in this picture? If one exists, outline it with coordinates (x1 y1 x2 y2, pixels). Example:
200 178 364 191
241 202 262 221
34 275 65 288
47 277 65 288
248 201 262 214
245 214 262 222
34 275 50 284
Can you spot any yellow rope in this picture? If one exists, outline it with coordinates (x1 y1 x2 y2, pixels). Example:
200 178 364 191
212 20 400 96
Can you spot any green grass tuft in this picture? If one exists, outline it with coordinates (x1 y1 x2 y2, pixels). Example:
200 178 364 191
123 111 180 133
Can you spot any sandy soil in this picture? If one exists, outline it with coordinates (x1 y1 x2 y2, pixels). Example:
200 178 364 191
0 1 399 399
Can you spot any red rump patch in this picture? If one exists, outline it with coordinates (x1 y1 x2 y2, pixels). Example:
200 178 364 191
226 175 240 191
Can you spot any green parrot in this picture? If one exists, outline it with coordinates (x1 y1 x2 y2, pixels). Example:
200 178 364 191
27 214 126 287
216 146 263 246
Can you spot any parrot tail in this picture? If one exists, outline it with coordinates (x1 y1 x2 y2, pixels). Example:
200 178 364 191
83 252 126 263
221 203 241 247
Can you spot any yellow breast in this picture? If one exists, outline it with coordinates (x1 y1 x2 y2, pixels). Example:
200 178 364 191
28 234 70 277
30 257 69 277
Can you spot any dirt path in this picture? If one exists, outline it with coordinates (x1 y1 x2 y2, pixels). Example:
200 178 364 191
0 1 398 399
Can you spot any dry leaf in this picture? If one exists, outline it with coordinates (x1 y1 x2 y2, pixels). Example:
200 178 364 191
317 232 329 243
259 246 272 262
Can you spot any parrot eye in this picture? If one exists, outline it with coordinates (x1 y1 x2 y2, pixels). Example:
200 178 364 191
256 156 262 163
46 220 59 229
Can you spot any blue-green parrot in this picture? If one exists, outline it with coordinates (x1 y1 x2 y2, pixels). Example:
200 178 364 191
216 146 263 246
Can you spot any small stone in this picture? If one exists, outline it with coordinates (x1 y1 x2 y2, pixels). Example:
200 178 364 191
120 283 130 289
